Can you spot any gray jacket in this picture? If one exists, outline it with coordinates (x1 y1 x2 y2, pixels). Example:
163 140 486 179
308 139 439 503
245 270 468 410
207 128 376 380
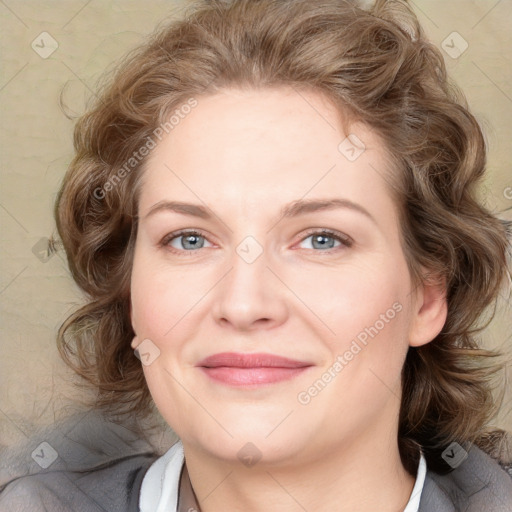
1 411 511 511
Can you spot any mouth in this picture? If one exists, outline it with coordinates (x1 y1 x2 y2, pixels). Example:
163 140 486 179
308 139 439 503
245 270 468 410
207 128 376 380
196 352 314 387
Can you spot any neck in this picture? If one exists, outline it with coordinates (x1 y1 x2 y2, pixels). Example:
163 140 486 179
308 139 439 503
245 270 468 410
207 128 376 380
182 426 417 512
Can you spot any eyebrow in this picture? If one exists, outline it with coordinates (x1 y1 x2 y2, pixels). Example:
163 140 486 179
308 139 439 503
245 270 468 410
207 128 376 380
143 198 376 224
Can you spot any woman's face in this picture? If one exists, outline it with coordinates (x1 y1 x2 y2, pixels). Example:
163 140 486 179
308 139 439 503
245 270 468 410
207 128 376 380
130 86 445 466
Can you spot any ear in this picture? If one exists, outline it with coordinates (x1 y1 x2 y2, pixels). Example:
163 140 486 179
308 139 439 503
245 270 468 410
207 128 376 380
129 295 135 330
129 298 139 347
131 335 140 350
408 272 448 347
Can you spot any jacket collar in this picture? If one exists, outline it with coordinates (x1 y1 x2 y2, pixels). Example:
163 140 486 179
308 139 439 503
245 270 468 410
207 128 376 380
418 443 512 511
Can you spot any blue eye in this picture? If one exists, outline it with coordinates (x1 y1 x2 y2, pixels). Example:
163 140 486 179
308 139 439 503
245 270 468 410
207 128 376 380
298 229 353 251
160 228 352 256
162 230 213 252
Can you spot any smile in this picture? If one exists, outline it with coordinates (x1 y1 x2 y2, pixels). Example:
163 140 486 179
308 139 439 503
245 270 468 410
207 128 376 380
196 352 314 387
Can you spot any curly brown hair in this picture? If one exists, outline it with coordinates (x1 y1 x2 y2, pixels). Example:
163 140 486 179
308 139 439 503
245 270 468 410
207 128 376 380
53 0 511 475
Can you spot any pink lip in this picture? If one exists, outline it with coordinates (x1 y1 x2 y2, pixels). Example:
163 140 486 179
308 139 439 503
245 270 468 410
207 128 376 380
197 352 314 387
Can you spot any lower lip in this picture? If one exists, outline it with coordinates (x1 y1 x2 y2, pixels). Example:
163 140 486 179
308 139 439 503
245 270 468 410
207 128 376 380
199 367 311 386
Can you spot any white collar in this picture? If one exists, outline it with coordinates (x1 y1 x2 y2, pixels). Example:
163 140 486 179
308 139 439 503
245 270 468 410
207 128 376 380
139 441 184 512
404 452 427 512
139 440 427 512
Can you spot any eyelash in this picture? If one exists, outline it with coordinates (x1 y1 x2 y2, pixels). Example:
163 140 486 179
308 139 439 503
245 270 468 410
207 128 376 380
160 228 353 256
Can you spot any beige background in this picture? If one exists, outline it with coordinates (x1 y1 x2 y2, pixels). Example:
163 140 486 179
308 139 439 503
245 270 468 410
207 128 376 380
1 0 511 449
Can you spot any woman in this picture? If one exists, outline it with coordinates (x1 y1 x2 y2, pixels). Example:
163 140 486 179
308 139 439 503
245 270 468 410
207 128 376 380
1 0 511 510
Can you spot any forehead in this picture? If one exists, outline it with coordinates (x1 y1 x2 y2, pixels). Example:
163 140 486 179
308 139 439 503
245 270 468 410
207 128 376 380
138 86 399 225
148 86 359 171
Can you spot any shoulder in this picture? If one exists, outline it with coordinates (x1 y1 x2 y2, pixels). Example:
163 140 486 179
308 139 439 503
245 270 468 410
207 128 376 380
0 453 157 512
419 441 512 512
0 410 171 512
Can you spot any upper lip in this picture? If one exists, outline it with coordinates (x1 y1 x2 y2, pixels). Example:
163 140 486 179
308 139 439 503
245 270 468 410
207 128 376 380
197 352 313 368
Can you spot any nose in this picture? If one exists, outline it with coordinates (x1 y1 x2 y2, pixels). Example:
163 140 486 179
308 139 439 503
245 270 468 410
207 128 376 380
211 239 289 332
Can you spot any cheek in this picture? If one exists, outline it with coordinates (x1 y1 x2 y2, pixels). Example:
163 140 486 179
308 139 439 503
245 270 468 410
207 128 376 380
131 282 190 345
301 257 409 341
299 272 411 419
131 222 214 326
130 251 193 340
313 259 412 387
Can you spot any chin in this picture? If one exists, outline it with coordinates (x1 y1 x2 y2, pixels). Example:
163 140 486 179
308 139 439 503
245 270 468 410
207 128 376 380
188 412 317 466
210 434 308 467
